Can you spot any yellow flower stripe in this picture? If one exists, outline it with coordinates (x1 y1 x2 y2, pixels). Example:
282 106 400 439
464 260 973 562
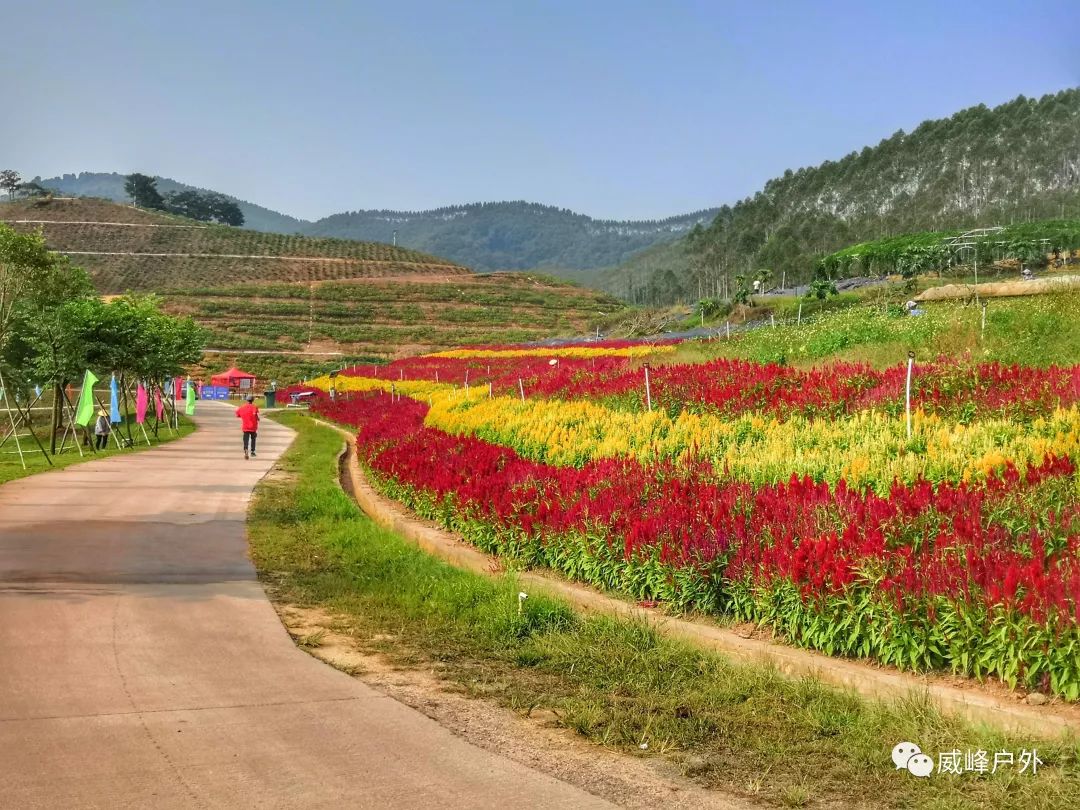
425 397 1080 492
308 374 454 401
422 345 675 360
306 374 1080 491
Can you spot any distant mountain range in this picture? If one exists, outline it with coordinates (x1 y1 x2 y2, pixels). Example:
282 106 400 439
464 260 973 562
304 202 719 272
35 87 1080 301
33 172 716 273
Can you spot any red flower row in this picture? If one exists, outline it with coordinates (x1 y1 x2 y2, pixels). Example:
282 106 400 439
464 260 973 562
316 392 1080 628
330 356 1080 421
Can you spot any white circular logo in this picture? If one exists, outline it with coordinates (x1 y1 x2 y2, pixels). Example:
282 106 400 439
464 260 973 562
892 742 921 770
892 742 934 777
906 753 935 778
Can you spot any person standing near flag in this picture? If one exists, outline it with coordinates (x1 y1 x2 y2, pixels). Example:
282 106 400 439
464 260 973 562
235 395 260 459
93 408 112 450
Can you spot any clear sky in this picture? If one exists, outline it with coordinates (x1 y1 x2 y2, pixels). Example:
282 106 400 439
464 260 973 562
4 1 1078 221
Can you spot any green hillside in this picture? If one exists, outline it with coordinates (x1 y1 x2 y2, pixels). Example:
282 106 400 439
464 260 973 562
607 88 1080 304
0 196 624 381
178 271 623 383
37 171 305 233
304 201 718 272
33 173 718 274
29 89 1080 303
0 197 465 292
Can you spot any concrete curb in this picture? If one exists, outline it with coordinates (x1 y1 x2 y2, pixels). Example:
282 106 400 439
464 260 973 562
313 417 1080 740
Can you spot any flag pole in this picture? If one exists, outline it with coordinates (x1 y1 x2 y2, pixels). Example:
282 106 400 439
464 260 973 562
0 369 30 468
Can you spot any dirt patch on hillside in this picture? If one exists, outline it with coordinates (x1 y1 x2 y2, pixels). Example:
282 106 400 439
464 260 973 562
340 272 476 285
0 196 179 225
303 339 343 354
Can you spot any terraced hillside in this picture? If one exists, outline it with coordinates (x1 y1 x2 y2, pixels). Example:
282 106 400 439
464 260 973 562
166 274 622 360
1 197 624 378
0 197 466 292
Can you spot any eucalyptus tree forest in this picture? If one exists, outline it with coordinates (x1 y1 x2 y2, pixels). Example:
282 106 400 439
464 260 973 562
620 89 1080 305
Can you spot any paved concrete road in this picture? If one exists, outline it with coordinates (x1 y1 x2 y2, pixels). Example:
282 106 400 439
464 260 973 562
0 403 612 809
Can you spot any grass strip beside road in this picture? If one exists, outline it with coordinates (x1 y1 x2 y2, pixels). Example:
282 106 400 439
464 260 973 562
249 411 1080 809
0 414 195 486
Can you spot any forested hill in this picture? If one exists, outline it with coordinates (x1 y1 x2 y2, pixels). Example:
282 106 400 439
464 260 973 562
37 88 1079 294
36 172 306 233
303 202 718 272
612 88 1080 305
35 173 717 272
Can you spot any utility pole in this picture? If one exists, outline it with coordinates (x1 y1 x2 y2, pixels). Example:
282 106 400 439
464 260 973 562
973 251 979 307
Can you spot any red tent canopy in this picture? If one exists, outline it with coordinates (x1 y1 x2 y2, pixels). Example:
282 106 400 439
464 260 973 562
210 366 257 387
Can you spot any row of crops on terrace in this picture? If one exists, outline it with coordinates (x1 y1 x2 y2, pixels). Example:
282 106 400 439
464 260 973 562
165 272 622 357
202 325 307 349
306 323 552 346
171 297 578 329
5 220 460 266
74 255 466 293
174 276 622 310
203 320 563 351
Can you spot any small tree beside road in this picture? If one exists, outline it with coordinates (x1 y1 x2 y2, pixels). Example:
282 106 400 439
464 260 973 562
0 223 206 451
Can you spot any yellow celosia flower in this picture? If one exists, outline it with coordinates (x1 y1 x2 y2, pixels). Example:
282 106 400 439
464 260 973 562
305 374 1080 493
423 345 675 360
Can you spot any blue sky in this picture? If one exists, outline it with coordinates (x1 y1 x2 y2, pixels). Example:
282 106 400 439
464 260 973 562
5 1 1078 221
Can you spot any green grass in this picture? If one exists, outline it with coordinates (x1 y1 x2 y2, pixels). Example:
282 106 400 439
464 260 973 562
669 292 866 332
178 297 576 329
248 412 1080 809
669 292 1080 368
0 412 195 486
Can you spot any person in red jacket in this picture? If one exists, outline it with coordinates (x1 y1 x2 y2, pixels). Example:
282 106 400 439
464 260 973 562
236 395 260 459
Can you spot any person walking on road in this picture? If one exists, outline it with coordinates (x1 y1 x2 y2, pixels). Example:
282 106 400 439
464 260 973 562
236 395 260 459
93 408 111 450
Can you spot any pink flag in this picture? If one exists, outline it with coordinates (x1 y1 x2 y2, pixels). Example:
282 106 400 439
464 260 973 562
155 388 164 421
136 383 149 425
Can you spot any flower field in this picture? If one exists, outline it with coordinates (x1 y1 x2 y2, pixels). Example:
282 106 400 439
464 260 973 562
298 347 1080 699
424 340 677 360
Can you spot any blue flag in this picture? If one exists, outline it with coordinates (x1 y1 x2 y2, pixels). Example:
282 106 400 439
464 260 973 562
110 375 122 424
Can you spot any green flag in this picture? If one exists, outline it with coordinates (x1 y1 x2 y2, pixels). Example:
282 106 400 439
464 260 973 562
75 370 99 426
185 380 196 415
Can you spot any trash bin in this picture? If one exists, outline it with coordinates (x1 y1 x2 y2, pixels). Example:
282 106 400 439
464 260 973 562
264 390 276 409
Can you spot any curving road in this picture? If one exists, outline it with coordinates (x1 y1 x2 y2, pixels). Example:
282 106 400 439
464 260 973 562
0 403 612 809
